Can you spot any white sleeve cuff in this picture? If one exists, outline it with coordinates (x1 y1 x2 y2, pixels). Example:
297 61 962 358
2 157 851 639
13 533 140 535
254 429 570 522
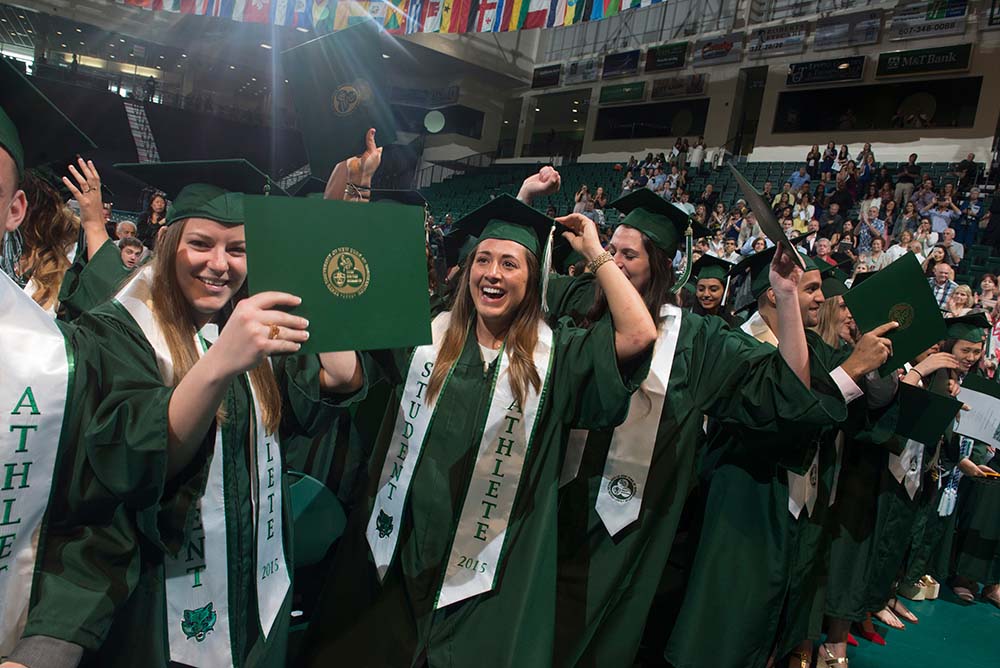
831 365 864 404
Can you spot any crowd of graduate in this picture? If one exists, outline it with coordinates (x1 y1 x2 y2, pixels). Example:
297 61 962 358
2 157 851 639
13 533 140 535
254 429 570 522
4 66 1000 668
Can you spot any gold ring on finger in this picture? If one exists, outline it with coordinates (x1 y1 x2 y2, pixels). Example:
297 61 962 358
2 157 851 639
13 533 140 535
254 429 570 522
268 323 280 340
82 185 92 193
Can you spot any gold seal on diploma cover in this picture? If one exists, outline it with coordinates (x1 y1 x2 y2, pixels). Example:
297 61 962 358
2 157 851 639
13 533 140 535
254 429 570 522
888 303 915 330
323 247 370 299
333 84 361 116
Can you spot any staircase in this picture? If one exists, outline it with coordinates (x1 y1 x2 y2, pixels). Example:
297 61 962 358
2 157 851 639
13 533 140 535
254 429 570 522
123 100 161 163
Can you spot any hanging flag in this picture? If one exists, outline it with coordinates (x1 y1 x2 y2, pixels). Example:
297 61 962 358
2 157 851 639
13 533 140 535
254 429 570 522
422 0 443 31
523 0 549 27
474 0 505 31
405 0 424 33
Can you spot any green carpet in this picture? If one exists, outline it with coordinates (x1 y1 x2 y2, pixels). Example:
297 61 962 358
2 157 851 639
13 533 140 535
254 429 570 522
849 589 1000 668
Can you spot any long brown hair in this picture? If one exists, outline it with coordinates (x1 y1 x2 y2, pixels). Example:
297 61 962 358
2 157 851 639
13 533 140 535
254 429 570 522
426 244 542 408
19 172 79 309
582 228 676 327
151 219 282 433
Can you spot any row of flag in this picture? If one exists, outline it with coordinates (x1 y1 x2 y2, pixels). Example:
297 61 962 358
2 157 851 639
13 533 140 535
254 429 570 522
114 0 663 34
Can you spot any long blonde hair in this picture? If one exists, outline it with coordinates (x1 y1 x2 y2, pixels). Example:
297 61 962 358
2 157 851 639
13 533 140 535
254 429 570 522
151 219 282 433
20 172 79 309
426 245 542 408
813 297 847 349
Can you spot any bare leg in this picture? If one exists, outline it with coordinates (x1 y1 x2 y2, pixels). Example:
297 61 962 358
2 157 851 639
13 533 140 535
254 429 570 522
823 617 851 659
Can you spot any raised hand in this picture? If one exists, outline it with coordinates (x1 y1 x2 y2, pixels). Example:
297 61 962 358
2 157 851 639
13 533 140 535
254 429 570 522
843 321 898 379
913 352 961 377
556 213 603 262
63 157 104 228
768 243 804 298
517 166 562 205
205 292 309 377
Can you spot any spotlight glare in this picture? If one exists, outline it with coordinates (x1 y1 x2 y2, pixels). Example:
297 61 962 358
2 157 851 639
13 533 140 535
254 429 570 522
260 43 272 49
296 26 308 32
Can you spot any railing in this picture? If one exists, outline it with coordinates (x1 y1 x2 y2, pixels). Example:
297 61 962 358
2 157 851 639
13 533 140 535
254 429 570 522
414 151 496 189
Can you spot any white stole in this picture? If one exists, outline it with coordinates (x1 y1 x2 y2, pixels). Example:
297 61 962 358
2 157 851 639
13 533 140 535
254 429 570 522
0 272 69 656
115 267 289 668
366 312 554 609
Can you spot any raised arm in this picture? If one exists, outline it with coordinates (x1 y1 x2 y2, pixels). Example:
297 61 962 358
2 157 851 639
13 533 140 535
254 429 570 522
768 245 811 388
556 213 656 362
62 158 111 261
516 165 561 206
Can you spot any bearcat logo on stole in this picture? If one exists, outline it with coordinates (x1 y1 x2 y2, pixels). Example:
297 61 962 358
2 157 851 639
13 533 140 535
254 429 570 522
323 247 370 298
332 80 372 117
607 474 637 502
181 602 218 642
376 510 394 538
888 303 915 330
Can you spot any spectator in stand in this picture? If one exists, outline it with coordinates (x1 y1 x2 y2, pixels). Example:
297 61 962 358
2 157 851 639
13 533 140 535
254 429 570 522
761 180 775 203
788 166 811 190
694 203 707 225
820 202 844 229
857 206 886 254
858 183 881 219
924 246 948 278
957 187 985 247
119 237 144 269
861 237 891 272
635 167 649 189
806 145 821 179
675 137 689 169
794 193 815 232
772 192 792 216
834 144 851 173
115 220 138 241
880 200 898 236
947 285 975 317
797 219 821 254
834 221 858 265
929 261 959 308
677 168 689 194
915 218 940 254
875 165 894 192
136 193 168 249
573 184 591 213
939 227 965 267
829 179 855 212
921 193 961 234
980 192 1000 251
821 141 837 180
856 142 875 165
696 183 718 210
886 230 916 263
621 171 636 195
626 155 638 174
772 181 794 209
976 274 998 312
666 166 681 197
886 200 920 239
857 154 876 193
689 137 707 174
442 213 454 234
649 167 668 197
674 190 696 216
709 202 727 229
721 209 743 240
593 186 608 211
895 153 921 206
941 181 957 203
953 152 978 191
718 237 740 263
815 237 836 266
878 181 895 208
910 178 937 212
838 160 859 201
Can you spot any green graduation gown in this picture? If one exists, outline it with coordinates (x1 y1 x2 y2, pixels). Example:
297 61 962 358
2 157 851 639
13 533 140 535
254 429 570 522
301 316 643 668
555 314 847 668
3 282 138 663
954 450 1000 585
57 238 131 321
79 302 347 668
664 324 848 668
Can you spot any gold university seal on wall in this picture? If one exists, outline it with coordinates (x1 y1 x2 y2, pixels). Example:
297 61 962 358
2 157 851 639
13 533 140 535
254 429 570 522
323 247 370 299
888 303 914 330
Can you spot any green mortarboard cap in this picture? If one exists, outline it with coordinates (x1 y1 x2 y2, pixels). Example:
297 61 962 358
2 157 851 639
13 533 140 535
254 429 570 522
0 59 97 174
819 260 852 298
290 175 327 197
850 269 879 288
114 159 288 198
281 18 398 179
166 184 244 226
729 163 807 271
372 190 427 207
443 233 478 269
452 195 554 259
693 254 736 283
945 311 990 343
608 188 710 255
